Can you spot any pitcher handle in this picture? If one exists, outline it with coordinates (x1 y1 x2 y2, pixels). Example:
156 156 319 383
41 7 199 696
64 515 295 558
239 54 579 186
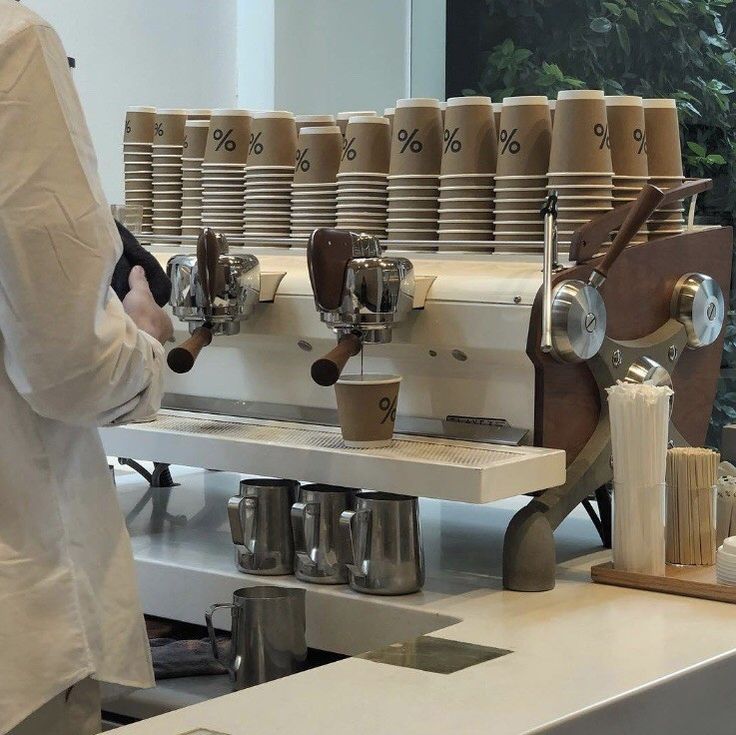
228 495 258 552
339 508 369 578
205 603 234 665
227 496 245 545
292 501 320 565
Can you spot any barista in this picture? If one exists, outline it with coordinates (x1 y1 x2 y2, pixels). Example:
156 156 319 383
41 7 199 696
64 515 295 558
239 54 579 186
0 2 172 733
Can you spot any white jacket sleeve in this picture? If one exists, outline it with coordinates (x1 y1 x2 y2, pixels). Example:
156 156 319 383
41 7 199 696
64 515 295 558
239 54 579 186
0 21 164 427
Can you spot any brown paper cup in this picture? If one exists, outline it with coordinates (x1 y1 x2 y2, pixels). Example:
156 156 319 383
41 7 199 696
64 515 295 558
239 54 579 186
605 96 648 177
643 100 683 177
441 97 497 175
390 99 443 176
549 91 613 173
125 107 156 143
497 97 552 176
292 126 343 184
204 110 251 165
153 109 188 146
183 120 210 160
247 112 298 167
340 117 391 174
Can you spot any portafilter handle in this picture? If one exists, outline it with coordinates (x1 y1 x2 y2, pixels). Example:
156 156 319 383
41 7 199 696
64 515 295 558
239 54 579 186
197 227 226 308
588 184 665 288
311 332 362 386
167 325 213 374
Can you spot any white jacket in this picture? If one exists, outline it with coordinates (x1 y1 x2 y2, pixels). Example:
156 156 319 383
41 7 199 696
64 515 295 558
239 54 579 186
0 3 162 730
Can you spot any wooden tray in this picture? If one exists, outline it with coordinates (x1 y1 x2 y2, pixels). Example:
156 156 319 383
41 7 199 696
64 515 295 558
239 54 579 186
591 561 736 604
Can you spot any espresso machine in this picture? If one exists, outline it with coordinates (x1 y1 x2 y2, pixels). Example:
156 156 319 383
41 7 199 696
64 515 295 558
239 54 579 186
306 229 415 386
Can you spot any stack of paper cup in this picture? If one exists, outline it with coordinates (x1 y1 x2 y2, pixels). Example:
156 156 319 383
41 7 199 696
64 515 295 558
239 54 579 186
387 98 443 242
644 99 685 239
244 111 296 239
337 110 376 136
290 125 342 240
201 109 251 238
547 90 614 245
494 96 551 242
438 96 496 243
717 537 736 585
606 96 649 244
492 102 502 136
336 116 390 237
123 106 156 233
152 109 188 237
296 114 336 133
383 107 395 135
181 119 210 237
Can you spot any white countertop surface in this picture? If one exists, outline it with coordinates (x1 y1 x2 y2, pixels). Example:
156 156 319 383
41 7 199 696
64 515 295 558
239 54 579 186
111 466 736 734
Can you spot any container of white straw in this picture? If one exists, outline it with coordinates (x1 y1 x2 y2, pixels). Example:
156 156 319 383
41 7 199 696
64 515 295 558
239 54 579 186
607 382 672 575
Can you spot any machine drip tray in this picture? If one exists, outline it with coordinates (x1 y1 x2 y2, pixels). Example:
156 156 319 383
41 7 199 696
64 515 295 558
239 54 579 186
101 409 565 504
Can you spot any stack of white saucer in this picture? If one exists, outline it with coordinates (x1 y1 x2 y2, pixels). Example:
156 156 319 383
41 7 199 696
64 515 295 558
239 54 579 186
716 536 736 585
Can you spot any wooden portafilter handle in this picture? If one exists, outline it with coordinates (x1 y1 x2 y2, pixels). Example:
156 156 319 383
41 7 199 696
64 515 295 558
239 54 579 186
311 333 362 386
591 184 665 284
167 326 213 374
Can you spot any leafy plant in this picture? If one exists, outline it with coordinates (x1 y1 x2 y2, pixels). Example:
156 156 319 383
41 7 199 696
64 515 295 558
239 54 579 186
464 0 736 446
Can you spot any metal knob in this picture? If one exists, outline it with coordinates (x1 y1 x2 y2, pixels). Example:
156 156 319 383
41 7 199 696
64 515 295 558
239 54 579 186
549 281 607 363
670 273 724 349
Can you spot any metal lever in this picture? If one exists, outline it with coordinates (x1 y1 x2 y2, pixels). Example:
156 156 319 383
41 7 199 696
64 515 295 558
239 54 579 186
541 192 559 354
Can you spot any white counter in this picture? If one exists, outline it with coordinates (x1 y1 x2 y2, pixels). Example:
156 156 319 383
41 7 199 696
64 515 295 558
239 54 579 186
112 466 736 734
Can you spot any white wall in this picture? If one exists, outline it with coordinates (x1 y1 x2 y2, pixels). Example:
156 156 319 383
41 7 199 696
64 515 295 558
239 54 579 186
237 0 276 110
22 0 239 204
272 0 411 115
411 0 446 99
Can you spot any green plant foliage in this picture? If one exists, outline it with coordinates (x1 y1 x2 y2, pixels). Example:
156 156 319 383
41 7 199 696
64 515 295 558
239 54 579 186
464 0 736 446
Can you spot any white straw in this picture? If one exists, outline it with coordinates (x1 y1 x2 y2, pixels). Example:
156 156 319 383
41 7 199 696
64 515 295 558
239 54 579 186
607 382 672 574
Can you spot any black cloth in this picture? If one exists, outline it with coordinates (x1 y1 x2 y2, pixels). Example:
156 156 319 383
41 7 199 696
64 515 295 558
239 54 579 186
150 637 228 679
111 221 171 307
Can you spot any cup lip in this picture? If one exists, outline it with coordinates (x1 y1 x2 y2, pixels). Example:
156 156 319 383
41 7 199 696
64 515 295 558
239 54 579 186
446 95 493 107
338 373 401 385
604 95 644 106
438 228 493 234
643 98 677 109
155 108 188 116
246 165 296 171
557 89 605 101
387 174 441 180
337 171 388 178
347 115 390 125
546 184 613 190
495 174 548 180
232 585 301 600
296 114 336 123
439 173 494 179
209 108 251 117
299 125 341 135
127 106 156 114
547 171 614 177
501 95 549 106
252 110 295 119
291 183 338 189
384 107 395 115
439 207 496 212
439 185 495 191
356 490 417 502
337 110 378 119
439 196 493 202
202 162 247 168
185 121 210 129
300 483 356 494
395 98 440 109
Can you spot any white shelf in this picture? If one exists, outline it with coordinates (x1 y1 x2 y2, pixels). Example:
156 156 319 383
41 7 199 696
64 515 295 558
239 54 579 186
101 410 565 503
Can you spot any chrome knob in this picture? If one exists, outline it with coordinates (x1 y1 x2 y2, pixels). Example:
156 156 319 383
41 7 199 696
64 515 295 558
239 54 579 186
670 273 724 349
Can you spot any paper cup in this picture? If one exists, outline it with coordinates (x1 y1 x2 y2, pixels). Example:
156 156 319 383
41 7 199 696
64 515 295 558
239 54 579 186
248 111 298 167
340 116 391 174
549 90 612 174
605 96 648 177
296 114 336 132
183 120 210 160
643 99 683 177
497 96 551 176
294 126 343 184
153 109 188 146
337 110 377 135
389 98 443 176
440 96 496 175
203 109 251 165
124 106 156 144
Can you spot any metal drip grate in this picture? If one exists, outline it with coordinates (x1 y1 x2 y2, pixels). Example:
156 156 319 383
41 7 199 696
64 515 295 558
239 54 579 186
145 412 518 468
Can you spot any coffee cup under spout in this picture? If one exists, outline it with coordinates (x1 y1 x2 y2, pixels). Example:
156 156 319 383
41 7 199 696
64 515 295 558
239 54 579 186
166 228 260 373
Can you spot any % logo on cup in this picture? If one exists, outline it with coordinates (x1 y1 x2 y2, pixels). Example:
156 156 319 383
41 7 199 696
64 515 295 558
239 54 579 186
249 132 263 155
154 122 164 137
213 128 236 152
296 148 310 172
594 123 611 150
379 395 397 424
397 128 423 154
499 128 520 155
342 137 357 161
444 127 462 153
633 127 647 154
125 119 132 134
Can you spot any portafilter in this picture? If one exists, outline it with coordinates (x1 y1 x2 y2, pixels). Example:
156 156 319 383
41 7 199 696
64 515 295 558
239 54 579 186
307 228 415 386
166 228 260 373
